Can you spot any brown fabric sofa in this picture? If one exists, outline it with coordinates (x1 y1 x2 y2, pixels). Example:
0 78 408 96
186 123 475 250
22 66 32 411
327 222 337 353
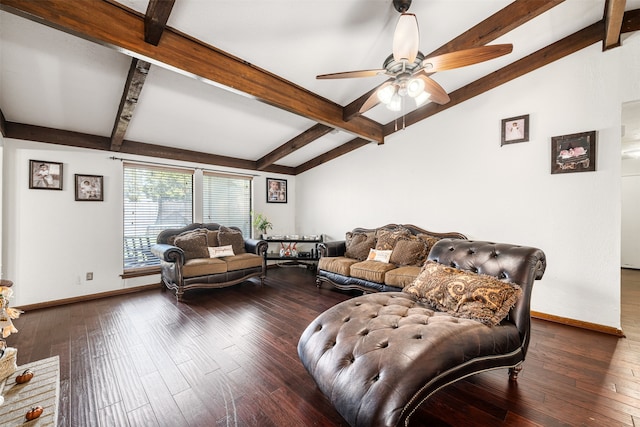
316 224 467 293
298 238 547 427
150 223 268 301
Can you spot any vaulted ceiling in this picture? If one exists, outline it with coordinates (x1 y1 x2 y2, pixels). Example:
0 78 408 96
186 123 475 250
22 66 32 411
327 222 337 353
1 0 639 175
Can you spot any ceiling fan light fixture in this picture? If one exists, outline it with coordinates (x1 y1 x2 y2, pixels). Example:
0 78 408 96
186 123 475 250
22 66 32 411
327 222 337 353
406 77 425 97
377 84 396 104
413 91 431 107
387 92 403 111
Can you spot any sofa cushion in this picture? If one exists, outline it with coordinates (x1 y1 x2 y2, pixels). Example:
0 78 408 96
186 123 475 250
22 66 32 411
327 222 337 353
208 245 234 258
319 257 359 276
223 253 263 271
385 266 422 288
350 260 397 283
366 249 393 263
375 227 412 251
174 232 209 260
183 257 228 277
345 232 376 261
403 261 522 326
206 230 219 247
218 226 246 254
390 237 429 266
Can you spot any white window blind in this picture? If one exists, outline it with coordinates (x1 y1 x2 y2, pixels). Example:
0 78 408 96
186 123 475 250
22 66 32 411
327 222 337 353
123 163 194 269
202 172 252 236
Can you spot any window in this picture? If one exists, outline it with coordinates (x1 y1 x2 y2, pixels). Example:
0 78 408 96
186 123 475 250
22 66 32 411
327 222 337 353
202 172 252 236
123 163 193 269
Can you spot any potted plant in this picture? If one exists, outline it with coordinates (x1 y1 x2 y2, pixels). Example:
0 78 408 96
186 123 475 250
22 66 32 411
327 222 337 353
252 212 273 239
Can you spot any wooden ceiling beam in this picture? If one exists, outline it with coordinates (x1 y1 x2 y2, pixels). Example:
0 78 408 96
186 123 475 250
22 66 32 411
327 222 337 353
0 108 6 137
110 58 150 151
0 0 384 144
144 0 175 46
4 121 295 175
256 124 333 171
296 19 607 174
604 0 626 50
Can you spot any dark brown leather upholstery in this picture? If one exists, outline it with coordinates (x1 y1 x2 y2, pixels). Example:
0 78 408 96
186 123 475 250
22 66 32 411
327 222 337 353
298 239 546 427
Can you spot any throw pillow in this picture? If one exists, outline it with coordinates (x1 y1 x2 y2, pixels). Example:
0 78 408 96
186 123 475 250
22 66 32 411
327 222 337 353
389 237 428 266
208 245 235 258
366 248 393 263
218 226 246 254
375 227 412 251
416 233 440 253
345 232 376 261
174 232 209 260
404 261 522 326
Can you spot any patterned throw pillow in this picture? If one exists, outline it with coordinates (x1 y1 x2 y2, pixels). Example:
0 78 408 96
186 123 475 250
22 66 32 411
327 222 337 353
218 226 246 254
403 261 522 326
174 232 209 260
416 233 440 253
208 245 235 258
366 248 393 263
345 232 376 261
389 237 428 266
375 227 412 251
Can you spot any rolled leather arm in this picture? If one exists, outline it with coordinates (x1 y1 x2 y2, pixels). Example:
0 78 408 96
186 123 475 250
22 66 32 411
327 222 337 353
244 238 268 255
318 240 346 257
150 243 185 264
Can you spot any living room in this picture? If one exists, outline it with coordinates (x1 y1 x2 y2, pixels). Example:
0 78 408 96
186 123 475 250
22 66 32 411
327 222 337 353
1 0 640 425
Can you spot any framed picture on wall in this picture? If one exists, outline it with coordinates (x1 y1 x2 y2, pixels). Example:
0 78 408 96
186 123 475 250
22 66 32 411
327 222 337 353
551 130 596 174
501 114 529 145
266 178 287 203
75 174 104 201
29 160 63 190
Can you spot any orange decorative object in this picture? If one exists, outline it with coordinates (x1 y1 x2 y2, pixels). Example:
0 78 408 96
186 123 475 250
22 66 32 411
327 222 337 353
25 406 43 421
16 369 34 384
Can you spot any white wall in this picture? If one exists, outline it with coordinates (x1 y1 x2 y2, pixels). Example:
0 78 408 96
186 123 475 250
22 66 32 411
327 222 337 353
1 140 295 306
297 35 640 330
622 157 640 268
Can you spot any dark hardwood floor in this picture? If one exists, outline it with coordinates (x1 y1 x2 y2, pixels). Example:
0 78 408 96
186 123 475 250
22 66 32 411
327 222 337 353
6 266 640 427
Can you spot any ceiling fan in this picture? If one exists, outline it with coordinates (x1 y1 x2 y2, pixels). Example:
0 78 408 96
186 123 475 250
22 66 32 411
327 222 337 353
317 0 513 114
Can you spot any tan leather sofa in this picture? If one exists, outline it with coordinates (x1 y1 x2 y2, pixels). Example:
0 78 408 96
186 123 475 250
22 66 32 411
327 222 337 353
316 224 467 293
150 223 267 301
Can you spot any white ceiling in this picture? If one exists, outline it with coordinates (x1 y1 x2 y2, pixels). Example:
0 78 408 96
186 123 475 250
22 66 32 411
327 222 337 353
1 0 639 170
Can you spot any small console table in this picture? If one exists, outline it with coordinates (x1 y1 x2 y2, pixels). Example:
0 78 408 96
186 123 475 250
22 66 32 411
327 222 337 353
264 235 323 269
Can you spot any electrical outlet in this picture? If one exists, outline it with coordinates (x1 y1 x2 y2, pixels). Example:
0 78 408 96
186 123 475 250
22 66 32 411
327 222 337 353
86 272 93 281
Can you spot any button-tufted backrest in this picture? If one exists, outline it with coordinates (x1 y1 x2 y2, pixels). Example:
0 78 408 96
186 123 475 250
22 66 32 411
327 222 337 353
428 239 546 354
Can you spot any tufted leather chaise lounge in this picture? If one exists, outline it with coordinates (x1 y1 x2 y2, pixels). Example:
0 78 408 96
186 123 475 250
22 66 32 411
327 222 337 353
297 239 546 427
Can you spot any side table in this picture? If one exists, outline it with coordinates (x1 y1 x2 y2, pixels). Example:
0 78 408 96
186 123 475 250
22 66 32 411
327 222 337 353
0 355 60 426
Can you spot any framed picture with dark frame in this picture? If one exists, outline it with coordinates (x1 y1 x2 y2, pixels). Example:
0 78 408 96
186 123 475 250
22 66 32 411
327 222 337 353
551 130 596 174
29 160 63 190
501 114 529 145
266 178 287 203
75 174 104 201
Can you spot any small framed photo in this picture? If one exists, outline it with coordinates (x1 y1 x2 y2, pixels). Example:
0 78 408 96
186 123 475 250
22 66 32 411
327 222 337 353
266 178 287 203
551 131 596 174
501 114 529 145
75 174 104 201
29 160 63 190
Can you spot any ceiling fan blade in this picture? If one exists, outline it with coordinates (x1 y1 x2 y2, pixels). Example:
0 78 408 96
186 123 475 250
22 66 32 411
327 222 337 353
422 44 513 72
359 81 393 113
316 69 387 79
414 71 450 105
393 13 419 63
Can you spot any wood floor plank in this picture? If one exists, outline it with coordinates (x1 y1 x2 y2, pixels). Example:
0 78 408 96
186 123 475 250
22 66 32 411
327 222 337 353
5 266 639 426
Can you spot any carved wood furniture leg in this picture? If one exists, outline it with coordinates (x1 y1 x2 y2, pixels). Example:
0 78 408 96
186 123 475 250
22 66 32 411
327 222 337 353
509 364 523 381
